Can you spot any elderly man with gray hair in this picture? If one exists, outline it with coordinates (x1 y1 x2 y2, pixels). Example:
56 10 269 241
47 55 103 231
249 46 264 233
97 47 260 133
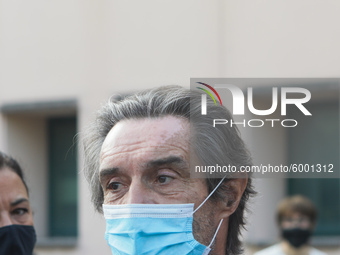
82 85 255 255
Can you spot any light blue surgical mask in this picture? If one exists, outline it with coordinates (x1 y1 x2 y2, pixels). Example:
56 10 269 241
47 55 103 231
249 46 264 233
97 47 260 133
103 177 225 255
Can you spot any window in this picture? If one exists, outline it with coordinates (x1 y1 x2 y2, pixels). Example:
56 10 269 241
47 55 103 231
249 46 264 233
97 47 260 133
1 100 78 246
288 101 340 236
48 117 78 237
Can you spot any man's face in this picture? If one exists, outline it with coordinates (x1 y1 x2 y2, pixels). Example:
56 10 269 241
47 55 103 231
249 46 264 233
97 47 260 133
99 116 219 245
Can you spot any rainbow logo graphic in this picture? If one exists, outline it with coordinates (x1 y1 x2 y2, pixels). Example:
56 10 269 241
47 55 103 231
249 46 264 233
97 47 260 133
196 82 223 106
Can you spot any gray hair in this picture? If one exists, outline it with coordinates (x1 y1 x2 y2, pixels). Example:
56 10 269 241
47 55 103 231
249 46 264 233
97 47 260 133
82 85 255 255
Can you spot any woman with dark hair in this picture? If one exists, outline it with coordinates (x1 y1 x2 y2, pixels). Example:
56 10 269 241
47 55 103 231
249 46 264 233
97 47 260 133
0 151 36 255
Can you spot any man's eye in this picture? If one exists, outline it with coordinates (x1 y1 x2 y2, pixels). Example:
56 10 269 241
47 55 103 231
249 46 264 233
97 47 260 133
157 176 173 184
12 208 28 216
107 182 123 191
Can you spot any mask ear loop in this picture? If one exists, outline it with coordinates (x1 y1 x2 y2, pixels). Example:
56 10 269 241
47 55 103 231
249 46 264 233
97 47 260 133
207 218 223 249
192 175 227 215
192 176 226 254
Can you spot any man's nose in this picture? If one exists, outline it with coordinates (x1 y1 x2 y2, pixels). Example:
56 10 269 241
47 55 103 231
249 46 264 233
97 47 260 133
126 181 156 204
0 212 13 228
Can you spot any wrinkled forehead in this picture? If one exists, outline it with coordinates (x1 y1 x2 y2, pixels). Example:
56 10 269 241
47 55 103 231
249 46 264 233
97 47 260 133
100 116 190 156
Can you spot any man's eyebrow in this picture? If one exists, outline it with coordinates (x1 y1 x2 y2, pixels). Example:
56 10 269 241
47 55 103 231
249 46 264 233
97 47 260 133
99 168 119 183
146 156 187 168
10 198 29 207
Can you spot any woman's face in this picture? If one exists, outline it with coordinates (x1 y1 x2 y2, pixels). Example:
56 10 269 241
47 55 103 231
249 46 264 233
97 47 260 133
0 167 33 227
281 212 312 230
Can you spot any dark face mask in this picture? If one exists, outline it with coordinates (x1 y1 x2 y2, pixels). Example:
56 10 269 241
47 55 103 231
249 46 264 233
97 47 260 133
282 228 312 248
0 225 36 255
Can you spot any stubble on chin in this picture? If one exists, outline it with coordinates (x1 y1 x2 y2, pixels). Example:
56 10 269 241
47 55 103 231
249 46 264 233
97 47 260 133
192 200 218 251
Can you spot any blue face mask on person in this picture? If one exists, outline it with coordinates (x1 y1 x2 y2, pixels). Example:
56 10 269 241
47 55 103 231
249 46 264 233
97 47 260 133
103 178 225 255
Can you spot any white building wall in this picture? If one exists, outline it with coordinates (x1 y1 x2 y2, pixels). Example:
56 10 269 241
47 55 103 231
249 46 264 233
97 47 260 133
223 0 340 77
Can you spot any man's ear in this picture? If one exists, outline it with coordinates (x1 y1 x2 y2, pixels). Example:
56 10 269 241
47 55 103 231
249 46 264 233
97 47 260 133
217 174 248 219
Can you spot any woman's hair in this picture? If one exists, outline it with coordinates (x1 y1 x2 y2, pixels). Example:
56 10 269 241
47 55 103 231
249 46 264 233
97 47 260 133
277 195 317 225
0 151 29 195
